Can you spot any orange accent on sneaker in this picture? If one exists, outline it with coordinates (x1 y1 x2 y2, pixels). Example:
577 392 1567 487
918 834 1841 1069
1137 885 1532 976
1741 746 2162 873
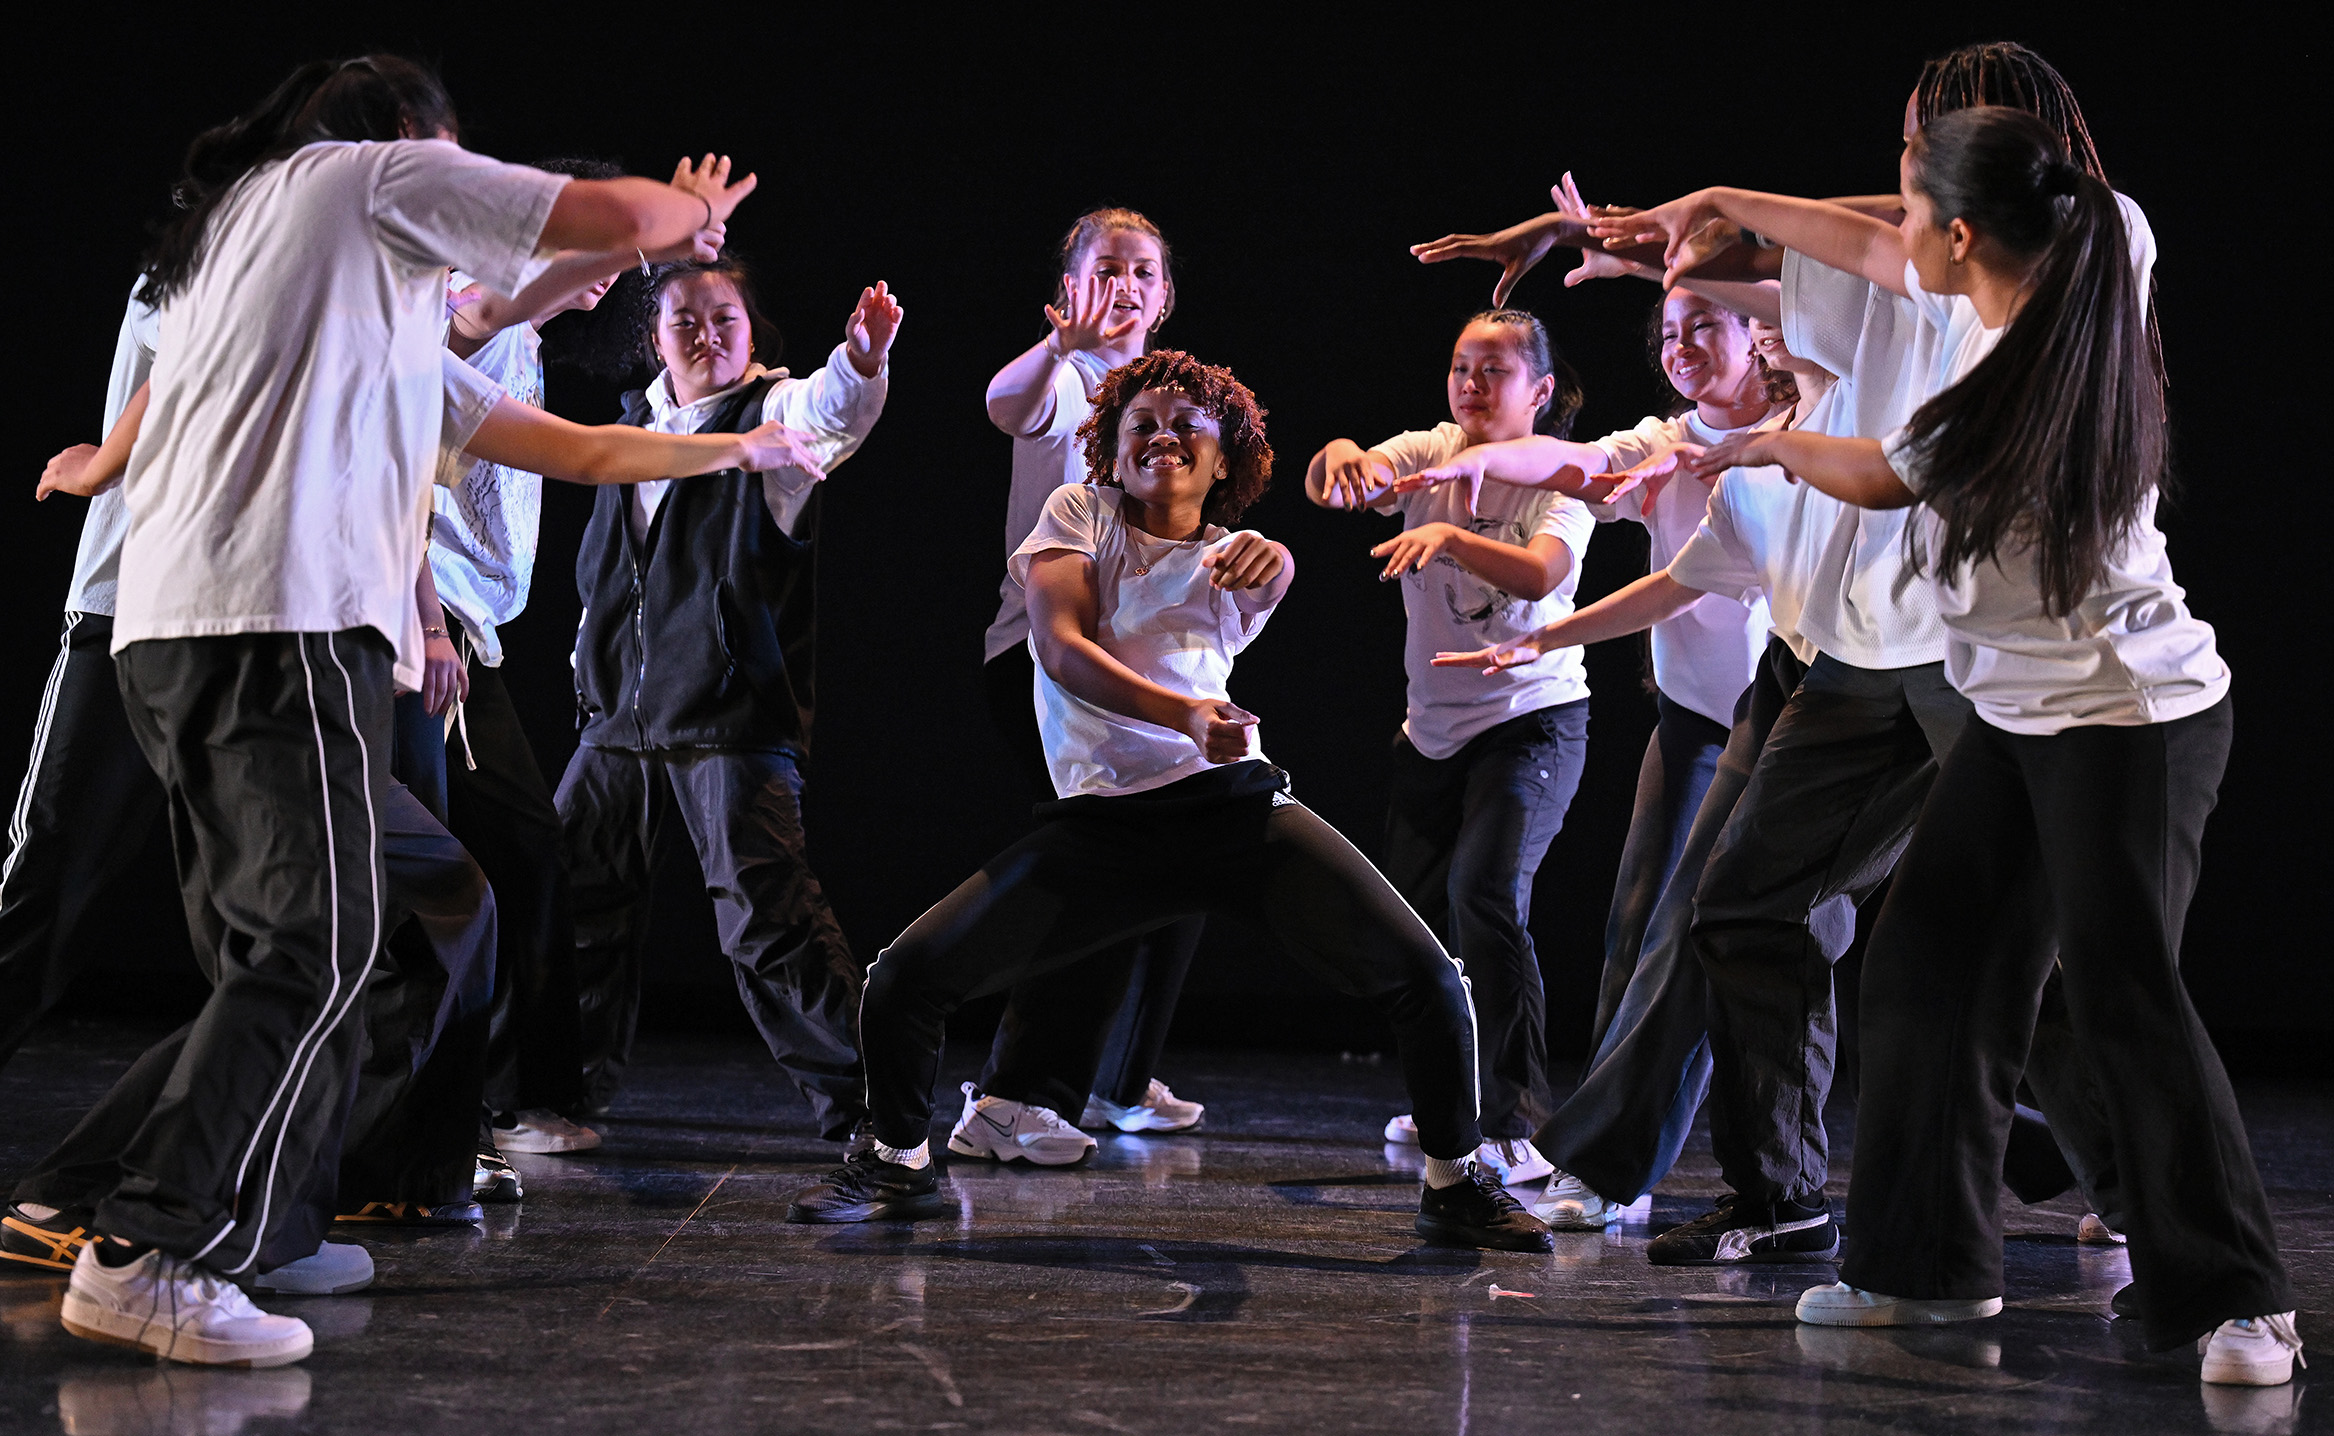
1 1213 94 1271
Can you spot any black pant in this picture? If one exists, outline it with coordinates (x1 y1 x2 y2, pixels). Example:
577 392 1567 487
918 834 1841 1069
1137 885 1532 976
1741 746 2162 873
56 631 399 1273
863 764 1484 1157
0 613 170 1069
1692 654 1968 1205
1381 700 1588 1139
1593 693 1731 1056
560 744 864 1139
1538 641 1813 1199
393 639 582 1117
1842 698 2289 1350
977 645 1206 1115
22 777 500 1228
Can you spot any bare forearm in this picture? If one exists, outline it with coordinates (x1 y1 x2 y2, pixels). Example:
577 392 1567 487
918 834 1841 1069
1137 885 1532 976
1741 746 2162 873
540 178 708 259
1034 628 1193 731
985 337 1067 436
1442 531 1567 601
449 249 635 356
1470 437 1612 490
1761 431 1914 508
1678 278 1782 327
1703 188 1905 295
1532 571 1704 648
463 397 751 485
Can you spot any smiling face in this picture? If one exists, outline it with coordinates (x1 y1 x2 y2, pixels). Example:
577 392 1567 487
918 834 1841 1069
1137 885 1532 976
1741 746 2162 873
1071 228 1172 337
1447 322 1554 445
654 271 756 402
1113 385 1226 519
1748 318 1824 378
1658 290 1757 406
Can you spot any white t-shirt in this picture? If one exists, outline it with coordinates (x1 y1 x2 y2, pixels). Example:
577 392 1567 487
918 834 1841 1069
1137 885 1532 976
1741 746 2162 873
1883 198 2225 735
1362 423 1597 759
65 287 161 618
114 139 565 690
1010 483 1283 798
430 296 542 668
985 349 1114 662
626 344 888 543
1589 413 1772 726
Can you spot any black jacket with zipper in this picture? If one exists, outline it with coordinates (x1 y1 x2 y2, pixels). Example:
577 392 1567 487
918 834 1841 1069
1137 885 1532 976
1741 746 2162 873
573 375 821 755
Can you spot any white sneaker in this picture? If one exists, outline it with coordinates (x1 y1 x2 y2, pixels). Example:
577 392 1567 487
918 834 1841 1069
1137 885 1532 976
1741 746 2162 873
946 1084 1096 1167
493 1110 602 1154
61 1243 313 1366
1384 1113 1420 1145
2077 1212 2127 1245
1474 1137 1554 1186
2200 1312 2306 1387
1532 1171 1626 1229
1080 1080 1205 1133
252 1242 374 1296
1795 1281 2003 1327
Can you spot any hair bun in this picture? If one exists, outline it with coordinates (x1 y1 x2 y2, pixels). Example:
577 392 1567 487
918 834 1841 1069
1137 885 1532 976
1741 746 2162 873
2042 159 2083 197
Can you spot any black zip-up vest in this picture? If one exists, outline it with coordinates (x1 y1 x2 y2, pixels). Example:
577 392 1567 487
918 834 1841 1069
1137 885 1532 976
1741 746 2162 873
573 376 820 754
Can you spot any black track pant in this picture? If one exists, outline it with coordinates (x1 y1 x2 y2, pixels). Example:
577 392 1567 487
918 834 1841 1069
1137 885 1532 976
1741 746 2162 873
1381 701 1589 1139
560 745 864 1139
863 765 1483 1157
977 646 1207 1115
1842 698 2289 1350
21 776 498 1227
1692 654 1969 1206
0 613 168 1068
393 636 581 1117
1538 641 1812 1199
52 631 397 1274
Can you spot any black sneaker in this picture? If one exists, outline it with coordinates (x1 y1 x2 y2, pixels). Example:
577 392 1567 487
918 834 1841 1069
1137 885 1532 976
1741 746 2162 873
334 1201 486 1227
2111 1282 2139 1319
1416 1162 1556 1252
474 1149 523 1204
1646 1192 1838 1266
2 1203 96 1272
786 1150 950 1224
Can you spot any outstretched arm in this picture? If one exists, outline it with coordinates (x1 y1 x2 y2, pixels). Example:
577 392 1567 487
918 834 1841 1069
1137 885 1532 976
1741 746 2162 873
539 152 758 258
461 396 829 486
1688 429 1914 509
36 381 149 500
1372 528 1574 601
1390 436 1618 512
1594 187 1907 293
1026 549 1258 763
986 274 1141 436
1431 570 1708 674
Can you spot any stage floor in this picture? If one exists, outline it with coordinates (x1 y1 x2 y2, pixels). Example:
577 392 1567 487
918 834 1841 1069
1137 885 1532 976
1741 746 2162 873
0 1022 2322 1435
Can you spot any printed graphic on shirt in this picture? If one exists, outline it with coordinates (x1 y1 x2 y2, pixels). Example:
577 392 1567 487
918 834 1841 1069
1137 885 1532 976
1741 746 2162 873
1419 513 1539 627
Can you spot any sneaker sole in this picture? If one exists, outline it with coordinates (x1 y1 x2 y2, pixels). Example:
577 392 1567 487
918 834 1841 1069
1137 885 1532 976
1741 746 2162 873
1796 1294 2002 1327
2201 1353 2296 1386
784 1192 952 1225
944 1136 1093 1168
333 1209 483 1227
62 1293 313 1367
474 1176 523 1204
1414 1214 1556 1253
1533 1207 1622 1231
1108 1113 1204 1134
494 1133 601 1154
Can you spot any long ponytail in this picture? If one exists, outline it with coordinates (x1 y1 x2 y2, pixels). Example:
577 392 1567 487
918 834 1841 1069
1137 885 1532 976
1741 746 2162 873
139 56 458 307
1895 107 2163 618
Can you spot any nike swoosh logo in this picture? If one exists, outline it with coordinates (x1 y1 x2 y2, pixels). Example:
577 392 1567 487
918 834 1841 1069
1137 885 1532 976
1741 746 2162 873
1712 1213 1832 1261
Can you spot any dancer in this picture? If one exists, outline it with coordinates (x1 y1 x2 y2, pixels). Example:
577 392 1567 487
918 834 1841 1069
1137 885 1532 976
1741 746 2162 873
25 52 772 1366
560 256 900 1142
788 352 1551 1252
959 208 1206 1163
414 158 731 1195
1304 309 1596 1185
1639 105 2297 1388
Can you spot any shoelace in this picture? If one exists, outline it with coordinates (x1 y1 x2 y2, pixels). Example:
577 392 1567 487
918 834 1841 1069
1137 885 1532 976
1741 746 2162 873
2250 1313 2308 1365
1465 1162 1525 1212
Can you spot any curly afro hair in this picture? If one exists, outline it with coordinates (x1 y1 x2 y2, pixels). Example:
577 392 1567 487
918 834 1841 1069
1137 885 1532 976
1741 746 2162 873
1077 351 1273 527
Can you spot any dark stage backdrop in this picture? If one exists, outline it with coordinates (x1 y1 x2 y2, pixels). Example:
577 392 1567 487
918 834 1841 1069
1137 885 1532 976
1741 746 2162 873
7 10 2320 1066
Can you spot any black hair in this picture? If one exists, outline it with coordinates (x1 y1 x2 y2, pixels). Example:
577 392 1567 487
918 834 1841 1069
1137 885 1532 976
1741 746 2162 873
639 255 783 376
1642 292 1752 417
530 158 653 382
1461 310 1583 438
1914 42 2105 182
1054 207 1176 344
1080 351 1272 526
139 56 457 306
1896 107 2163 618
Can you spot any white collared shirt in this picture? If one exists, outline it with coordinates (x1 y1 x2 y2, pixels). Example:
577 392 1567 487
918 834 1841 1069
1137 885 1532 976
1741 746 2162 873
627 345 889 543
